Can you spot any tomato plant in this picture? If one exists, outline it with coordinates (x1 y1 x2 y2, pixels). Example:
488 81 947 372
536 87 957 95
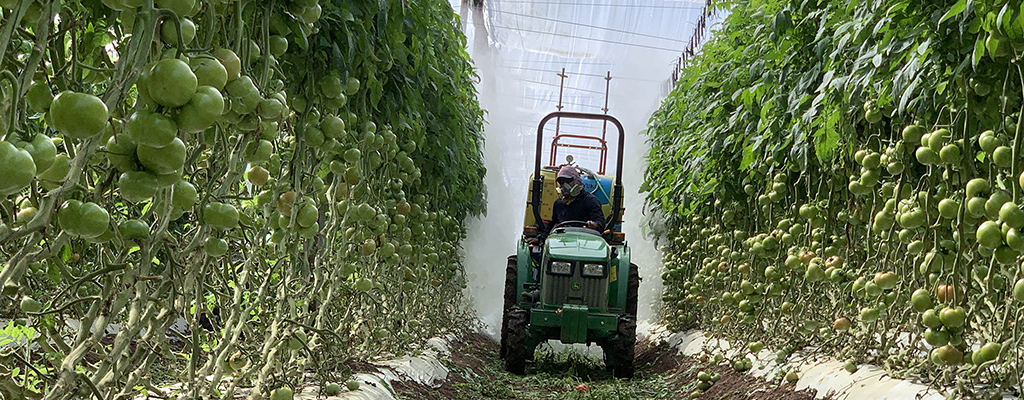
0 0 484 397
647 0 1024 396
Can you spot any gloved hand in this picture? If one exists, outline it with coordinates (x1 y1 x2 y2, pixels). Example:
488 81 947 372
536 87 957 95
586 220 598 230
525 237 542 246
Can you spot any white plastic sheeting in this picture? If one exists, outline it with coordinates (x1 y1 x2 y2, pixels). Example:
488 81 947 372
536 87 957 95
638 322 950 400
454 0 708 339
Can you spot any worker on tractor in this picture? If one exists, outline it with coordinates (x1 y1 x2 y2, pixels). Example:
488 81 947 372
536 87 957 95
526 165 605 246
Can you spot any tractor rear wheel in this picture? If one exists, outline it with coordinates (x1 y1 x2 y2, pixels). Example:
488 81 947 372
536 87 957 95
504 307 530 375
500 256 517 358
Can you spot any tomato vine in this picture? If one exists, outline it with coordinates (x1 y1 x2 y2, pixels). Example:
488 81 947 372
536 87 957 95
0 0 485 398
648 0 1024 396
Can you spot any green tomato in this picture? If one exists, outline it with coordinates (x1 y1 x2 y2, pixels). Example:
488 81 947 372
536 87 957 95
299 4 321 24
146 58 198 108
20 296 42 313
189 56 228 90
118 171 160 203
321 75 344 99
939 306 966 329
105 134 139 172
15 133 56 175
344 148 361 164
38 153 70 190
26 81 53 113
137 137 186 174
204 237 229 256
177 86 224 133
155 0 195 16
323 383 341 396
128 109 178 148
258 98 284 120
120 219 150 240
171 179 197 210
77 202 111 239
320 115 345 138
346 77 360 95
269 35 288 56
245 140 273 164
269 387 293 400
49 91 109 139
160 17 196 46
214 48 241 81
225 75 260 114
296 203 318 228
0 141 36 196
204 202 239 230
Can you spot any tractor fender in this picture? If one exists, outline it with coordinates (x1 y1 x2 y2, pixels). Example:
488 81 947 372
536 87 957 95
515 239 532 304
614 244 631 310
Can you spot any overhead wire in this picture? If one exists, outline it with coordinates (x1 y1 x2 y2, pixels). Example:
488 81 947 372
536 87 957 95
490 10 692 43
489 1 705 9
487 24 685 52
499 65 667 83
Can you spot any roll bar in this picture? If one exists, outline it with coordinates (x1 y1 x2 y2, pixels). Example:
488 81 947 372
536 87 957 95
532 111 625 234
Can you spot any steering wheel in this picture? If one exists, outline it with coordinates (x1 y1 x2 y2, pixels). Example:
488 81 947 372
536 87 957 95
552 220 589 230
551 220 601 235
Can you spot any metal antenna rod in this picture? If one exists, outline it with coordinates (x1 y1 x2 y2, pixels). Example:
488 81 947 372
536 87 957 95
600 71 611 174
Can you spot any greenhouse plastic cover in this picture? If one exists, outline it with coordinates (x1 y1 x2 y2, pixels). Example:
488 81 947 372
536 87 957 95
450 0 710 177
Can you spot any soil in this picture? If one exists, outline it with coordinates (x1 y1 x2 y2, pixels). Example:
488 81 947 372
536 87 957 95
385 331 823 400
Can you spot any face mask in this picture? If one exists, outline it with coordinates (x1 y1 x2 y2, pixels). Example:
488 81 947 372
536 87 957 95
558 182 581 198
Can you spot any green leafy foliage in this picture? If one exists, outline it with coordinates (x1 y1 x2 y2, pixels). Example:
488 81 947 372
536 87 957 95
647 0 1024 396
0 0 484 397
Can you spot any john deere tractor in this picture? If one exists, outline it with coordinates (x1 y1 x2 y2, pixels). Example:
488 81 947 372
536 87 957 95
500 111 640 378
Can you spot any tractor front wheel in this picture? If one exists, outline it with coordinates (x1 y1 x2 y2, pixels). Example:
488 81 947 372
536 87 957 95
503 307 530 375
606 315 636 378
605 263 639 378
500 256 517 358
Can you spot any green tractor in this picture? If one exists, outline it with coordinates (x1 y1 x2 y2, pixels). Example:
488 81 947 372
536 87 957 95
500 111 640 378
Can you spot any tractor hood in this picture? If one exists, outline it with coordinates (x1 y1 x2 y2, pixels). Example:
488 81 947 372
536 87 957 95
545 232 609 261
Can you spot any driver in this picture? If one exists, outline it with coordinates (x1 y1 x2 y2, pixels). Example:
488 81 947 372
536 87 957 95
528 166 605 245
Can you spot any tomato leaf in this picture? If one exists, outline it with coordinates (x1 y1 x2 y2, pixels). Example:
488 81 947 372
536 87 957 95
940 0 968 24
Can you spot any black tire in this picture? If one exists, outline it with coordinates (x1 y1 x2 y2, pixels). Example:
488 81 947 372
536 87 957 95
605 263 639 378
607 316 636 378
500 256 517 358
504 308 530 375
626 263 639 317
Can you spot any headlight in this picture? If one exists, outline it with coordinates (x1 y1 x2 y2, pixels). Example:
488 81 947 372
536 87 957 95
582 263 605 277
549 261 573 275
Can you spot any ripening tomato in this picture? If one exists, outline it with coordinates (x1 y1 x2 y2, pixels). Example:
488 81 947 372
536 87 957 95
49 91 109 139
